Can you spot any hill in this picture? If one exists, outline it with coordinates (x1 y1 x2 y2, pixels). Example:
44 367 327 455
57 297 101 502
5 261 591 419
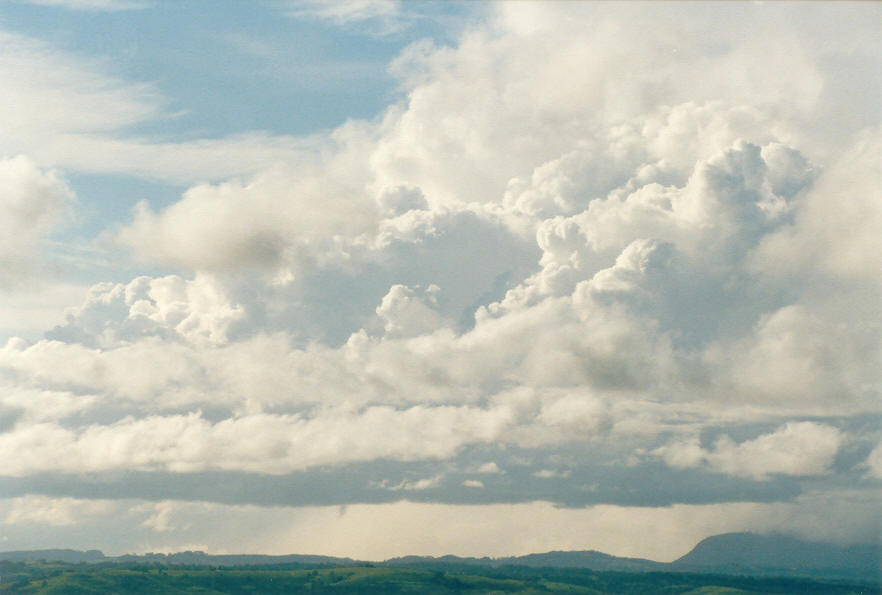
384 550 664 573
1 532 878 582
0 560 875 594
672 532 881 581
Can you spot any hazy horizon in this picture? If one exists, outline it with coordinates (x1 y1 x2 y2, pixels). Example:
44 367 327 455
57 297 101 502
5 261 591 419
0 0 879 562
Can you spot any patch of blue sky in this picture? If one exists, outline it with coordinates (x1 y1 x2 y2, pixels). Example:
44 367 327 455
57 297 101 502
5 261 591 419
0 1 476 140
61 171 184 240
46 173 186 285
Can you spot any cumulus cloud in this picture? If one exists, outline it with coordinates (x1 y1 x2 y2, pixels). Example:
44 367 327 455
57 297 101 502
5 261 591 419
117 160 378 274
0 155 73 287
0 406 514 476
375 284 444 338
0 3 878 555
48 274 244 347
709 303 881 409
474 462 501 474
754 129 882 283
655 422 845 480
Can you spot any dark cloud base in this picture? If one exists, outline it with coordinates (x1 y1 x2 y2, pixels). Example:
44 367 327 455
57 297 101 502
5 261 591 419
0 462 804 509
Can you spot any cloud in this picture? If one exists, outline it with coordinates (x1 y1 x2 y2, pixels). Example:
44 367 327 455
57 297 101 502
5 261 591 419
375 475 443 492
0 31 159 145
710 302 881 410
0 405 516 476
655 422 845 480
136 500 179 532
864 443 882 480
0 155 74 287
375 284 444 339
0 4 878 557
36 132 324 185
286 0 407 36
532 469 570 479
48 274 244 347
0 281 90 342
474 462 501 474
288 0 399 24
3 495 113 526
754 128 882 283
117 158 378 274
0 28 327 185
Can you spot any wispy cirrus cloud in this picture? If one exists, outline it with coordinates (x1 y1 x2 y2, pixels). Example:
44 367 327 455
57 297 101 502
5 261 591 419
285 0 406 35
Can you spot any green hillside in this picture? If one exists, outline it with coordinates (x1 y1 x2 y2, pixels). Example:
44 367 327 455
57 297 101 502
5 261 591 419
1 560 875 594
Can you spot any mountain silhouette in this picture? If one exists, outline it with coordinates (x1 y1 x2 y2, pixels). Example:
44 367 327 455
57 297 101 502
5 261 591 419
2 532 878 581
671 532 881 580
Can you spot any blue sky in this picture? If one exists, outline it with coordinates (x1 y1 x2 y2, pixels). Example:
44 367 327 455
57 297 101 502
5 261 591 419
0 0 475 282
1 0 467 137
0 0 879 561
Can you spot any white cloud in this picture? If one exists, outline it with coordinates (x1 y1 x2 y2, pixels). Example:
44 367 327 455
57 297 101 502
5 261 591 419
288 0 399 24
0 31 159 145
136 501 180 533
863 443 882 480
286 0 407 36
655 422 844 480
0 405 516 475
50 274 244 347
0 5 878 555
474 462 501 474
4 496 113 526
0 155 73 287
376 475 443 492
117 158 377 273
532 469 570 479
0 29 327 185
35 131 323 185
754 129 882 283
705 299 881 412
0 281 90 342
375 284 444 338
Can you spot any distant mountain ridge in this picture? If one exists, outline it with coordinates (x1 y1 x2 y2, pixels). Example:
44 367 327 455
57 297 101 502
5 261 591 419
2 532 878 582
0 549 105 563
671 532 881 580
384 550 664 573
0 549 356 567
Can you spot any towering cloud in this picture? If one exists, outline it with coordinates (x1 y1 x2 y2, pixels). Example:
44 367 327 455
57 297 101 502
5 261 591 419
0 0 878 558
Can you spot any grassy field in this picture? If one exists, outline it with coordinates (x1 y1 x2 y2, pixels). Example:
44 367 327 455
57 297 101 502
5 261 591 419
0 560 876 594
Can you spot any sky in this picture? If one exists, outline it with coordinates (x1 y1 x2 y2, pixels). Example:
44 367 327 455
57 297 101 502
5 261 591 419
0 0 879 562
